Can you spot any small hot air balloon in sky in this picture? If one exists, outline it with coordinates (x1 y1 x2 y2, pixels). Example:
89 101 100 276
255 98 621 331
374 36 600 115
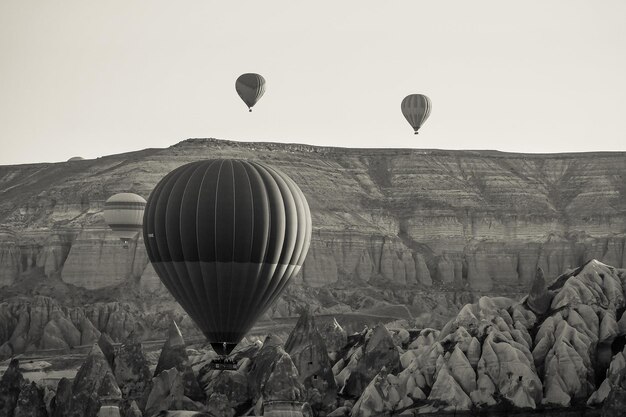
235 73 266 112
143 159 312 365
401 94 432 134
103 193 146 248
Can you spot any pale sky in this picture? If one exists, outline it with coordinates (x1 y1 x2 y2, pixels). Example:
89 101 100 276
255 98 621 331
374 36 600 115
1 1 625 165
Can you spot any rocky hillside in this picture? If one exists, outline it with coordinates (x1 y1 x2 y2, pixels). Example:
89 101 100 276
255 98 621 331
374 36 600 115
0 139 625 341
3 260 626 417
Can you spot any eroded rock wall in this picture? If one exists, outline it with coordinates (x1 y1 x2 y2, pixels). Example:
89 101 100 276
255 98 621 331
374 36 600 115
0 139 624 294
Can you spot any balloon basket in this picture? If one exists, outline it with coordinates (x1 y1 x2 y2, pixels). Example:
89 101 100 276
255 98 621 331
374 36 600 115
210 356 238 371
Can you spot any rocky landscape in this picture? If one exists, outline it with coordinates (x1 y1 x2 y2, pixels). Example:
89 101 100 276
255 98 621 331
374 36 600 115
0 139 625 414
0 138 625 354
2 259 626 416
1 139 626 295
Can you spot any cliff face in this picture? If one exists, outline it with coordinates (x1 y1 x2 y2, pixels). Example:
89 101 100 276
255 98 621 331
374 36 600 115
0 139 625 297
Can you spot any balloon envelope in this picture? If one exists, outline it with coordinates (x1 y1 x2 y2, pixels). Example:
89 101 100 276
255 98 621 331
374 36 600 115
143 159 312 355
235 73 266 111
401 94 432 134
103 193 146 240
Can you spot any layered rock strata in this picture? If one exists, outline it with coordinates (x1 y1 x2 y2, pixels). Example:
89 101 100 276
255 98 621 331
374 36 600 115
0 139 624 297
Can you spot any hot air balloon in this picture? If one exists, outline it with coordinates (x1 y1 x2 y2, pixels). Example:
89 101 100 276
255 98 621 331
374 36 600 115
103 193 146 248
401 94 432 134
143 159 312 365
235 73 266 112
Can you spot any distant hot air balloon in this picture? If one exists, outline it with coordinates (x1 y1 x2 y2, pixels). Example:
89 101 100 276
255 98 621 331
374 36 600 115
401 94 432 134
143 159 312 362
103 193 146 248
235 73 266 112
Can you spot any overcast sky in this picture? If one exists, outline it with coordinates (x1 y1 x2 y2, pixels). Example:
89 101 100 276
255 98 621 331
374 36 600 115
1 1 625 165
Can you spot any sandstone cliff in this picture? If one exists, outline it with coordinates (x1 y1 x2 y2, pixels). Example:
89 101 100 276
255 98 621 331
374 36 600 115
0 138 624 330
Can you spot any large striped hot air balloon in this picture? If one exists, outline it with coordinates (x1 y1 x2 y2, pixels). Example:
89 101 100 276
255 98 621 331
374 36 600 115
103 193 146 248
235 73 266 112
143 159 312 358
401 94 432 134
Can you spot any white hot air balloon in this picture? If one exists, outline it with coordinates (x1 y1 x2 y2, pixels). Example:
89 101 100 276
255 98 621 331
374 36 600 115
103 193 146 248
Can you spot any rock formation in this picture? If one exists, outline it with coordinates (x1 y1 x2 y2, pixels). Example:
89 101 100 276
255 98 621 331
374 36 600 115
334 324 400 398
284 309 337 413
526 267 553 315
0 297 157 359
50 378 72 417
98 333 116 370
52 344 121 417
247 334 286 403
243 334 308 415
3 258 626 416
113 340 153 412
0 136 626 416
144 368 203 417
350 367 411 417
14 381 48 417
317 318 347 362
195 340 261 417
125 401 142 417
0 359 25 417
154 321 203 402
1 139 625 327
60 231 146 290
